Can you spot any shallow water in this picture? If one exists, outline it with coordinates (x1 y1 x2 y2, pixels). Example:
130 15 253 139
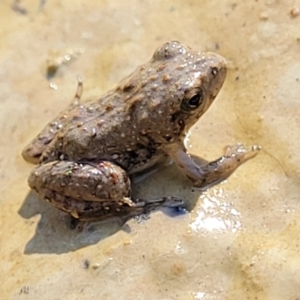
2 1 300 299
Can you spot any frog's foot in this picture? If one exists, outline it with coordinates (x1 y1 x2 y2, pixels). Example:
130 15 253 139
69 197 184 229
134 196 185 222
139 196 184 207
136 196 185 212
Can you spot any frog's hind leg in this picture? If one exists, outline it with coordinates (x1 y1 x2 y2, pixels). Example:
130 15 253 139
28 160 131 219
28 160 184 229
22 78 83 164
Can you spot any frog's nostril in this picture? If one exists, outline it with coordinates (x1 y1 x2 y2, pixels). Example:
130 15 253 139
211 67 219 76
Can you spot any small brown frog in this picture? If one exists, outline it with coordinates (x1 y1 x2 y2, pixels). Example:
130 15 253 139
22 41 260 227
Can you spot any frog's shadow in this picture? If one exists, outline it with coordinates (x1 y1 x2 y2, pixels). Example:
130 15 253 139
19 191 126 254
19 162 201 255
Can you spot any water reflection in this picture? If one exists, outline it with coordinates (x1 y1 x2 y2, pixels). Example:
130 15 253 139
189 186 241 233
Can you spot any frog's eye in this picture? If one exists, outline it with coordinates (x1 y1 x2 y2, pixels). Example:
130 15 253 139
188 93 202 108
181 88 205 112
188 89 204 109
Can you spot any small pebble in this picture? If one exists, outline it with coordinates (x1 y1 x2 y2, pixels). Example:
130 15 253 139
290 6 300 18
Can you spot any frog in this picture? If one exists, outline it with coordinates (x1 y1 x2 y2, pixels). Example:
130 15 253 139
22 41 260 228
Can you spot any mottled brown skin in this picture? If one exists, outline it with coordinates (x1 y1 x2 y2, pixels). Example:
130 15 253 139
22 41 260 226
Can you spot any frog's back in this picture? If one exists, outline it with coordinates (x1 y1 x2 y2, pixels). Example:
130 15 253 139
25 41 227 175
41 43 189 168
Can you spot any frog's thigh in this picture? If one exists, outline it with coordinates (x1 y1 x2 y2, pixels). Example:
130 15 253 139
28 160 131 204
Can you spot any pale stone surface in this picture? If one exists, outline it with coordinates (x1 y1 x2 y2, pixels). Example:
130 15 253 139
1 0 300 299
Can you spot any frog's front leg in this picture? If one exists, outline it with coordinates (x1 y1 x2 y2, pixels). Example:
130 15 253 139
164 143 261 189
22 78 83 164
28 160 183 227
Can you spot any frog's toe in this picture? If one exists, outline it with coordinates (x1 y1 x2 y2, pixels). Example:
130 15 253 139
137 196 185 208
69 216 86 232
160 196 185 207
223 143 261 163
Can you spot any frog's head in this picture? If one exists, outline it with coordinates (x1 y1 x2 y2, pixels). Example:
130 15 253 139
151 41 227 136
